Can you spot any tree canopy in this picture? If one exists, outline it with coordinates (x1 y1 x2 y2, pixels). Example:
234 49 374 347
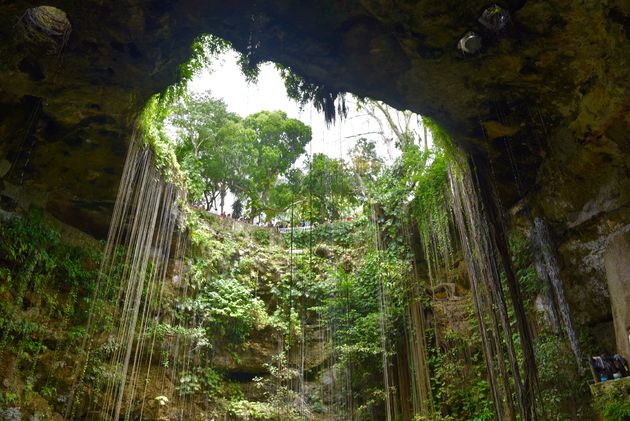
171 92 242 211
169 94 312 220
241 110 311 218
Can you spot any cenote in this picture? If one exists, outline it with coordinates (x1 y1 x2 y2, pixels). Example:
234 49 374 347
0 1 629 420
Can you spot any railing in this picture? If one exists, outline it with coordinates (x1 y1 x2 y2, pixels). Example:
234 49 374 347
278 226 314 234
196 209 318 234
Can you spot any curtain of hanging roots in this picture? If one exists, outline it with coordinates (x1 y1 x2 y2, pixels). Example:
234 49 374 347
65 131 190 420
402 214 434 418
448 158 540 421
368 203 395 421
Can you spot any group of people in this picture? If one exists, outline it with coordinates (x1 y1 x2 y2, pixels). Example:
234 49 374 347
215 210 355 229
218 211 248 222
589 354 629 382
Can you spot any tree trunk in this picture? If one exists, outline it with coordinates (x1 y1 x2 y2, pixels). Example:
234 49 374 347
219 184 226 214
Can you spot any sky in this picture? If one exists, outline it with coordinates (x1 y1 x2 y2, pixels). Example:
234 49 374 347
187 51 399 163
182 50 429 216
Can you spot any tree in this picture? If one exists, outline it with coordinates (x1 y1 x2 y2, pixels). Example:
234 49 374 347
172 91 238 158
349 137 383 191
171 91 243 211
232 199 243 219
211 120 256 212
358 99 428 151
303 153 357 222
265 168 305 221
170 98 312 219
241 111 311 220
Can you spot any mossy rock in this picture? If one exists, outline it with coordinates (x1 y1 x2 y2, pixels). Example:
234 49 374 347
590 376 630 421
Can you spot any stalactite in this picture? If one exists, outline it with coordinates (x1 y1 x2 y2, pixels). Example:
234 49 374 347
532 251 563 335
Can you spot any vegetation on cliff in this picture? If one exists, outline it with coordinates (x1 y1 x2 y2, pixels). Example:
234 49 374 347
0 27 627 419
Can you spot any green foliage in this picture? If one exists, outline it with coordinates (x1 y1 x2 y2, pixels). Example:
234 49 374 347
535 334 594 419
358 120 499 420
170 91 243 209
269 153 358 226
408 151 449 236
252 228 271 245
314 246 410 417
177 371 203 396
0 210 113 414
177 367 242 402
236 53 262 84
188 276 268 343
40 385 56 400
246 353 301 419
149 322 210 349
176 204 405 419
241 110 312 219
138 95 184 183
287 219 364 249
228 399 279 420
350 137 383 184
0 210 103 319
594 386 630 421
429 321 494 420
166 34 231 102
0 391 19 405
137 34 232 183
421 117 457 161
168 98 312 220
232 199 243 219
301 153 358 222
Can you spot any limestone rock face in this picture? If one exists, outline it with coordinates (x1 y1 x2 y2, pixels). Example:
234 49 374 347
211 325 329 375
604 232 630 362
211 328 279 375
0 1 628 329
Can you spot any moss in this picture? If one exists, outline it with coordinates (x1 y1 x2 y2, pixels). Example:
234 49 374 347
591 377 630 421
0 209 113 417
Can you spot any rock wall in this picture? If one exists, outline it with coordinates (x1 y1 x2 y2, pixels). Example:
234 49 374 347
604 232 630 362
0 1 628 349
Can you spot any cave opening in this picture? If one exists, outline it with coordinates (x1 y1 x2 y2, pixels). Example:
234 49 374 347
0 2 629 420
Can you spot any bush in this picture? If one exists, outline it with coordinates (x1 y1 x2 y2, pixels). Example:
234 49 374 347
228 399 279 420
252 228 271 245
592 379 630 421
191 277 268 343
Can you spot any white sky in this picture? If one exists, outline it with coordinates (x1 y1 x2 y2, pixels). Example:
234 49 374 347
187 51 399 163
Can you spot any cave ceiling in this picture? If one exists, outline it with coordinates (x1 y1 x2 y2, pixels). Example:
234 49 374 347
0 0 628 239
